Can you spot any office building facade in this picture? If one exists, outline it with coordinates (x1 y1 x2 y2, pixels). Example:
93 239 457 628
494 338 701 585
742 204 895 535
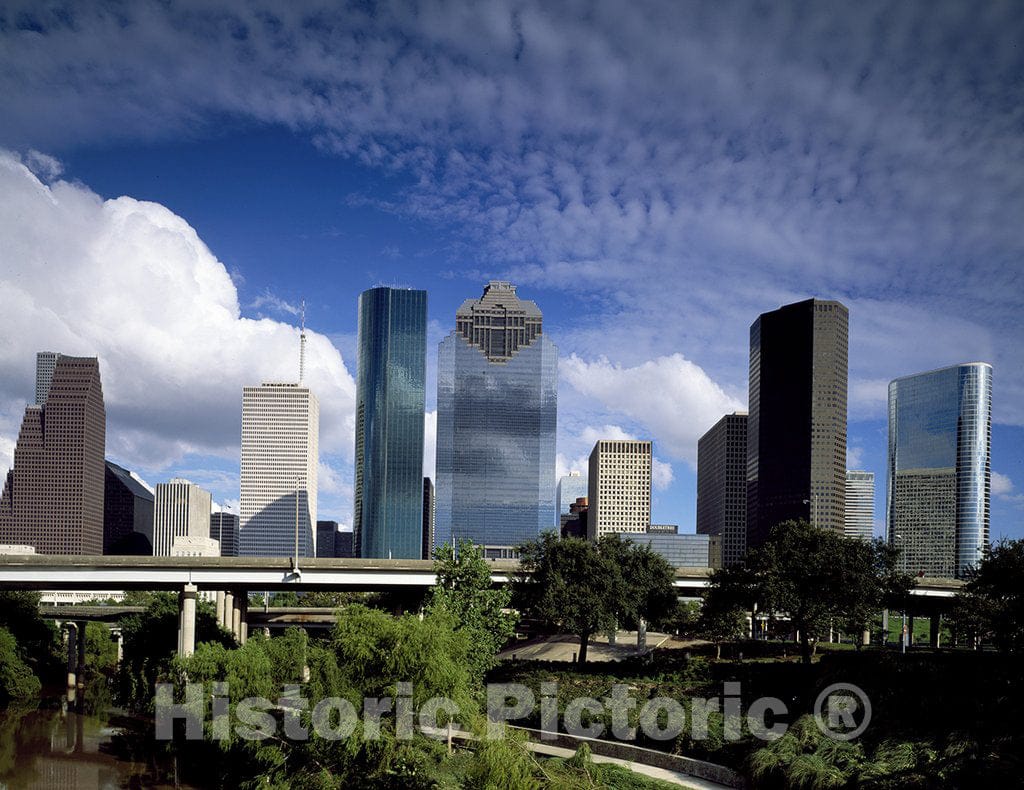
239 383 319 557
696 412 748 566
556 471 588 527
886 363 991 578
422 477 435 560
152 479 212 556
588 440 652 540
844 471 874 541
34 351 60 405
0 355 106 554
210 511 239 557
104 461 155 554
316 520 339 559
614 532 721 569
436 282 557 557
747 299 848 549
353 287 427 559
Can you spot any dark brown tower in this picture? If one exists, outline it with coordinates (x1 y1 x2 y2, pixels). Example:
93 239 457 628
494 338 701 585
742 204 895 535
0 355 106 554
747 299 848 550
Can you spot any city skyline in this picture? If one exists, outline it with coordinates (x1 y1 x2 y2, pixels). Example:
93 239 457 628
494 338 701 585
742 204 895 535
0 3 1022 541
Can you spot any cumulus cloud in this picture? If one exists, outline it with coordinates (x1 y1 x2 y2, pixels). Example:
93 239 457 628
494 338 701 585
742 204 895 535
0 151 356 511
561 353 744 465
992 472 1014 498
847 446 865 470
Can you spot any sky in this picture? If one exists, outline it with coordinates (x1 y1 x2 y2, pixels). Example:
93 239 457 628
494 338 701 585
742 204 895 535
0 1 1022 540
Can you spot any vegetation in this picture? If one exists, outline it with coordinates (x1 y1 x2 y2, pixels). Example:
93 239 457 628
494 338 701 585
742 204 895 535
515 534 677 664
426 540 517 677
703 521 911 663
948 538 1024 652
118 591 233 706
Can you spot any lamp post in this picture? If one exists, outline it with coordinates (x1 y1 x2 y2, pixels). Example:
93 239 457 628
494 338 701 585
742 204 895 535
893 533 907 653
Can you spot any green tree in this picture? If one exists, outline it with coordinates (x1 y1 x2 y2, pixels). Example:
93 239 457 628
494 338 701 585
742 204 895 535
949 539 1024 652
515 534 618 665
515 533 676 664
0 628 41 704
706 521 911 664
0 591 58 677
599 535 678 631
118 592 233 707
426 539 517 679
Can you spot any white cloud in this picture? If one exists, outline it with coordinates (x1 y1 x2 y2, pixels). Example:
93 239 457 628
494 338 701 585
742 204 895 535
24 149 62 181
561 353 744 465
846 446 865 470
651 458 674 491
0 150 357 483
992 471 1014 498
423 410 437 482
249 290 302 318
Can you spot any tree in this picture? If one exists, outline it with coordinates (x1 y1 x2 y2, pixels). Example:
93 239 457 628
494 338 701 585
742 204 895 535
705 521 911 664
599 534 678 631
515 533 677 664
949 539 1024 653
426 539 517 679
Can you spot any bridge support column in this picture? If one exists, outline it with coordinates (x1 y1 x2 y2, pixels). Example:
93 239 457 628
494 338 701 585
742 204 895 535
178 584 198 658
222 591 234 630
908 615 915 647
231 591 244 643
76 621 88 688
882 609 889 644
111 627 124 665
929 613 941 648
637 618 647 651
65 623 78 700
215 591 225 626
239 593 248 644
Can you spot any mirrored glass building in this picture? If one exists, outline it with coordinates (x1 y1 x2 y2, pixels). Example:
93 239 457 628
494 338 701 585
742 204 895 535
353 287 427 559
435 281 557 557
886 362 992 579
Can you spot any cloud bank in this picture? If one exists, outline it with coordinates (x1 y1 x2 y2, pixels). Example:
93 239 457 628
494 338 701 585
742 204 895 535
0 151 356 511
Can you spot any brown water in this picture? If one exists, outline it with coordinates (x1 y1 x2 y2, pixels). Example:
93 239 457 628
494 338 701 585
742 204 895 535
0 701 193 789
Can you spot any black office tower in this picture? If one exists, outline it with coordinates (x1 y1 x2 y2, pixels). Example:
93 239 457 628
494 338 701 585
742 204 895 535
747 299 848 550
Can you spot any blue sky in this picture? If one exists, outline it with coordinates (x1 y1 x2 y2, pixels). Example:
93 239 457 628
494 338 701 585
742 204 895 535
0 1 1022 539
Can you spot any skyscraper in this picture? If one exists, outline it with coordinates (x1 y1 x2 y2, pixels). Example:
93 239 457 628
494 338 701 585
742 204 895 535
0 355 105 554
435 281 557 557
316 520 338 559
844 471 875 542
352 287 427 559
210 511 239 557
152 479 212 556
886 363 991 579
747 298 848 549
422 477 435 560
104 461 155 555
556 471 588 527
588 440 652 540
34 351 60 405
697 412 748 566
239 382 319 557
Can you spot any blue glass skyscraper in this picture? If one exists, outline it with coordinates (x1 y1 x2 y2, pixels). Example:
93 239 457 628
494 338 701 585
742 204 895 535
886 362 992 579
436 281 557 557
353 287 427 559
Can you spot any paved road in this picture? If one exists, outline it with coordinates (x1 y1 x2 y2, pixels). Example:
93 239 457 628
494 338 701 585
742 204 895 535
499 630 674 662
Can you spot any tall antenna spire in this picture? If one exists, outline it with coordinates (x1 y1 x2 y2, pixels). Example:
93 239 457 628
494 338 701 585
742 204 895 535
299 300 306 385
